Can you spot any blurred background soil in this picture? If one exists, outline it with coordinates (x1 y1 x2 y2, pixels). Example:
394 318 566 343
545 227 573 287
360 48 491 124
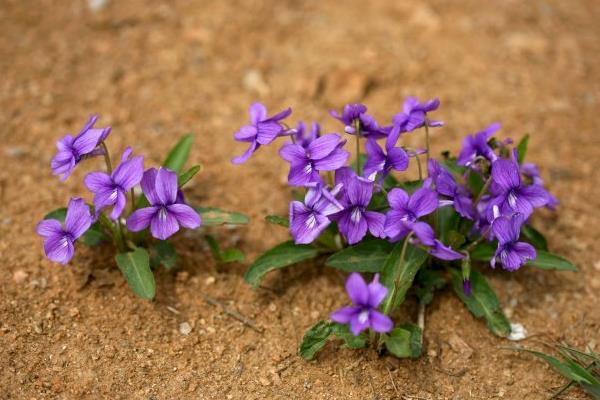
1 0 599 398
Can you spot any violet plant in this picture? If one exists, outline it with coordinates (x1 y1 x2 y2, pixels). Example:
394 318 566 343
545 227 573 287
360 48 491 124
38 116 248 299
232 99 576 360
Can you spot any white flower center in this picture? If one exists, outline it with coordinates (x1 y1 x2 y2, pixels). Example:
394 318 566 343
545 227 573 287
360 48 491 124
508 191 518 209
303 163 313 174
109 188 118 202
351 207 362 223
358 310 369 324
159 208 168 222
60 237 69 248
305 213 317 229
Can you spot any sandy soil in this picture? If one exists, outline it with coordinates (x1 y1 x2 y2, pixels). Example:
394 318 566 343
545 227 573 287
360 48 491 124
1 0 599 398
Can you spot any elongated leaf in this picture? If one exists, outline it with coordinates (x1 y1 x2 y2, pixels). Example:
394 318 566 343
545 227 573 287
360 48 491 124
451 270 511 337
516 349 597 384
384 323 423 358
43 207 109 247
151 240 177 269
397 180 423 194
367 191 389 211
299 321 334 360
436 206 460 244
381 241 429 310
220 248 245 263
516 134 529 164
441 157 466 176
195 207 249 226
178 164 202 187
331 323 367 349
520 224 548 250
326 239 394 273
115 248 155 299
163 134 194 173
581 383 600 399
470 241 496 262
245 241 320 287
265 215 289 228
466 170 485 195
528 250 577 271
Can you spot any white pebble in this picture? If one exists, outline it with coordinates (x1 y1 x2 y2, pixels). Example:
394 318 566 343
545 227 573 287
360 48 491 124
507 322 527 341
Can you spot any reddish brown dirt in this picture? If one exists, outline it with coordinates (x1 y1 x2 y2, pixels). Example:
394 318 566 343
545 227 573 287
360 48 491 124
1 0 599 399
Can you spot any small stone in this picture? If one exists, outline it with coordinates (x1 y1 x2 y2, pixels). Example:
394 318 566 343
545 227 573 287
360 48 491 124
259 376 271 386
268 303 277 312
68 308 80 318
507 323 527 341
593 260 600 272
204 276 216 285
33 321 43 334
448 333 473 358
87 0 108 12
179 322 192 336
243 69 269 96
12 270 28 284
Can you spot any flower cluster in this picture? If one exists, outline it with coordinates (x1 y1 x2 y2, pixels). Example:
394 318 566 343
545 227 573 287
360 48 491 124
234 98 568 358
35 116 243 299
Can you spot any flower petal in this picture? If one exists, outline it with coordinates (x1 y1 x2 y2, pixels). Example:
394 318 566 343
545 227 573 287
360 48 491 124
279 143 306 164
44 235 74 265
72 127 105 156
346 272 369 306
167 203 202 229
364 211 385 238
150 208 180 240
312 148 349 171
126 207 157 232
345 176 373 208
337 208 368 245
249 102 267 124
409 188 439 218
84 171 112 194
112 155 144 190
140 168 160 205
383 210 411 241
37 219 63 238
256 121 283 145
387 188 409 210
330 306 360 324
155 168 178 205
110 190 127 220
232 141 259 165
369 310 393 333
234 125 258 141
387 147 409 171
64 198 92 239
367 274 388 308
307 134 340 160
492 158 521 190
411 221 435 246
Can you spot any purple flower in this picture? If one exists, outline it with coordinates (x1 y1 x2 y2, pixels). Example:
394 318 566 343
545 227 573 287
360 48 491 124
127 168 201 240
289 184 343 244
457 123 501 167
51 115 111 181
463 279 472 296
330 103 388 139
384 187 439 244
36 198 93 265
520 162 559 210
330 273 393 336
488 158 549 219
84 147 144 220
293 121 320 149
387 97 443 148
232 102 292 164
428 159 475 219
279 133 349 186
491 212 536 271
363 139 409 181
429 239 464 261
329 168 385 245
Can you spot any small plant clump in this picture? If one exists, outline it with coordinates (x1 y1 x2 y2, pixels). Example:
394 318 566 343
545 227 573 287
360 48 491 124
37 115 248 299
232 99 576 360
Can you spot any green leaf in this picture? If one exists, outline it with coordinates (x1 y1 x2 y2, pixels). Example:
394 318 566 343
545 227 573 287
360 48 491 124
43 207 109 247
299 321 334 360
441 157 467 176
326 239 394 273
528 250 577 272
331 323 367 349
115 248 155 299
367 191 389 211
451 270 511 337
516 349 597 384
244 241 320 287
520 224 548 250
265 215 289 228
381 241 429 310
516 134 529 164
466 170 485 195
163 134 194 173
470 241 497 262
415 269 447 305
151 240 177 269
384 323 423 358
220 248 245 264
195 207 249 226
397 180 423 194
177 164 202 187
436 206 460 244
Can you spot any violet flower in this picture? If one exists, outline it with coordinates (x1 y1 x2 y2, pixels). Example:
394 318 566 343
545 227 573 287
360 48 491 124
457 123 501 167
363 139 409 181
387 97 443 148
84 147 144 220
51 115 111 181
491 212 536 271
520 162 559 210
428 159 475 219
330 103 388 139
279 133 349 186
232 102 292 164
127 168 201 240
329 168 385 245
330 273 393 336
488 157 548 219
289 184 343 244
36 198 92 264
384 187 439 244
293 121 320 149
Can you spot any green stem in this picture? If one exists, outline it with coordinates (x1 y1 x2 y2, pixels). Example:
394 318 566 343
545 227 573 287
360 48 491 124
383 232 414 316
101 142 112 174
414 153 423 180
424 120 431 169
355 119 362 176
463 226 491 252
474 176 492 205
130 188 136 215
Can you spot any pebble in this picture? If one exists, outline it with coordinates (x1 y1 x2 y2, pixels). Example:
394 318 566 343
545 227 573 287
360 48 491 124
507 323 527 341
204 276 216 285
87 0 108 12
259 376 271 386
179 322 192 336
594 260 600 271
243 69 269 96
12 270 28 284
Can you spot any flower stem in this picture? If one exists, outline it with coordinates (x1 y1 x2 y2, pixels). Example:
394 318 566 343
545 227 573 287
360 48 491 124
101 142 112 174
417 303 425 331
355 120 362 176
382 232 414 316
130 188 136 214
414 153 423 180
424 120 431 169
474 176 492 205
